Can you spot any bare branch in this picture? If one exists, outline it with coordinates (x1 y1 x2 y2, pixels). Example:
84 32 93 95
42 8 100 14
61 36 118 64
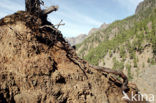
54 24 65 27
41 5 59 15
40 25 56 30
54 20 65 29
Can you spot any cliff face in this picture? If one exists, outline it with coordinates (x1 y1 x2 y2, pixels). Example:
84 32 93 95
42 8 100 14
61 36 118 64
135 0 156 14
0 11 146 103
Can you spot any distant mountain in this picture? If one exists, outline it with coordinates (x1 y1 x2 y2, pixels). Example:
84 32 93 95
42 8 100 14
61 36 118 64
66 34 87 46
67 23 109 46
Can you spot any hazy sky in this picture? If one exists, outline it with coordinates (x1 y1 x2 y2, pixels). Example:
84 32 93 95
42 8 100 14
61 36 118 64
0 0 143 37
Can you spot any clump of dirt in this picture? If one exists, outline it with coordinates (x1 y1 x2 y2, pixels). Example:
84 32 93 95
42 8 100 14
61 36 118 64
0 11 147 103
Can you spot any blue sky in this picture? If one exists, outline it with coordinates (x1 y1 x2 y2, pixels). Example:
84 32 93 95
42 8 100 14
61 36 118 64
0 0 143 37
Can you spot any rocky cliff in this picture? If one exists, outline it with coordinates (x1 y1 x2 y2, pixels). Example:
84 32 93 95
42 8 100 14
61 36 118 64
0 11 147 103
135 0 156 14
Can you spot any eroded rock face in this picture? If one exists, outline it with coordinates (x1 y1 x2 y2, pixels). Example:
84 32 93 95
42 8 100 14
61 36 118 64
0 11 146 103
135 0 156 14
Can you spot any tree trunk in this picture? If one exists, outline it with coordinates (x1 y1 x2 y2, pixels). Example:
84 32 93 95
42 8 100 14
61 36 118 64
25 0 58 18
25 0 41 15
41 6 58 15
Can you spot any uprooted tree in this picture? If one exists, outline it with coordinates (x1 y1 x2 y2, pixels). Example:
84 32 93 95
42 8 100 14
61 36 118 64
25 0 129 92
25 0 58 17
25 0 65 29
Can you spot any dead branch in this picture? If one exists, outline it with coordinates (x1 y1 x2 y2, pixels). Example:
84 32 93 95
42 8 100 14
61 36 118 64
89 65 128 91
41 5 59 15
40 25 57 31
25 0 58 17
54 20 65 29
55 23 65 27
57 19 63 28
67 54 88 79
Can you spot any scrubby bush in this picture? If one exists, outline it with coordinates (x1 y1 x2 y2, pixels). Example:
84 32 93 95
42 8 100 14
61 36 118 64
113 57 124 70
133 57 138 68
126 63 133 80
120 46 126 58
151 57 156 65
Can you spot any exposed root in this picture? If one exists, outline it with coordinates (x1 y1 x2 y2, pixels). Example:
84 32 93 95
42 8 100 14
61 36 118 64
41 5 59 15
89 65 128 91
39 25 59 32
66 53 88 79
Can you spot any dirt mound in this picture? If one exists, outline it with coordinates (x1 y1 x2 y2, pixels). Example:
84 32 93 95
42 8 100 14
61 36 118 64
0 11 146 103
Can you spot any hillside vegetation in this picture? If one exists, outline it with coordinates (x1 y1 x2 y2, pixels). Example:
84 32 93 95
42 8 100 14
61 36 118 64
76 0 156 81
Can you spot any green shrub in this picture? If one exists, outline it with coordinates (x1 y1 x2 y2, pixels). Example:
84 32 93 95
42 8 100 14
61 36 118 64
151 57 156 65
130 51 136 59
126 63 133 80
148 58 151 63
109 50 112 57
113 58 124 70
120 46 126 58
133 57 138 68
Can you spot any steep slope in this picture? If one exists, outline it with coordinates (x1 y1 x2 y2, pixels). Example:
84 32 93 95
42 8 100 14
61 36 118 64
76 0 156 58
76 0 156 72
135 0 156 14
0 11 147 103
76 0 156 97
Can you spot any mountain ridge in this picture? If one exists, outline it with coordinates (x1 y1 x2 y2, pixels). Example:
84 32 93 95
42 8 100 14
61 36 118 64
66 34 87 46
67 23 109 46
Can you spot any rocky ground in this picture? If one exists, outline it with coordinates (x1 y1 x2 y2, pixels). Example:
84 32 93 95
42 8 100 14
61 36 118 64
135 65 156 103
0 11 148 103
